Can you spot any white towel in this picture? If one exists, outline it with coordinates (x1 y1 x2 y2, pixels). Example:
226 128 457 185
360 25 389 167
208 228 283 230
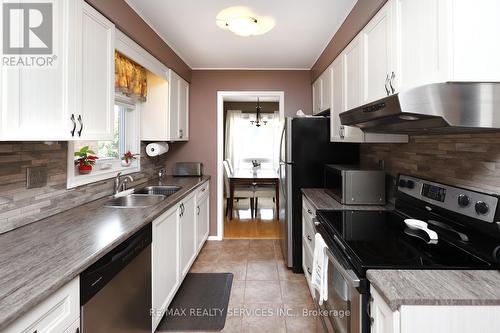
311 233 328 305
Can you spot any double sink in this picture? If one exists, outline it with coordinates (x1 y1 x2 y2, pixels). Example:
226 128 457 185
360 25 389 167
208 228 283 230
105 185 181 208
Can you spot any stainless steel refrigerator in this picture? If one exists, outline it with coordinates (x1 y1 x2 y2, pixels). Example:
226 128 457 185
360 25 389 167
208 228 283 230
278 117 359 272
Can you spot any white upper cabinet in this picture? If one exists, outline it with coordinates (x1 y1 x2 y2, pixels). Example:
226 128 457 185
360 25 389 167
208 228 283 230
312 78 321 114
362 1 395 103
0 0 74 141
0 0 115 141
331 56 364 143
76 1 115 140
141 68 189 142
343 34 364 112
177 74 189 141
312 67 332 115
394 0 500 91
393 0 448 91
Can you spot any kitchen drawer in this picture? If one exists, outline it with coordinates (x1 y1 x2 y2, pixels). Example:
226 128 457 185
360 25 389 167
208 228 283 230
302 209 316 250
63 318 80 333
302 196 317 219
5 277 79 333
197 181 209 200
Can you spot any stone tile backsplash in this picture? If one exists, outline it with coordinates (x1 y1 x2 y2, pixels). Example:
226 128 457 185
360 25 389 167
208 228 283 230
360 133 500 195
0 142 168 234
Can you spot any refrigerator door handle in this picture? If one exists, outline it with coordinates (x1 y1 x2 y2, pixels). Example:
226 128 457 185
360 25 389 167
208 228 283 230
279 122 286 163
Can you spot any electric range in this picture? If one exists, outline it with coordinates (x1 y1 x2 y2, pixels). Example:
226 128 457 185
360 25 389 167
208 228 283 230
313 174 500 333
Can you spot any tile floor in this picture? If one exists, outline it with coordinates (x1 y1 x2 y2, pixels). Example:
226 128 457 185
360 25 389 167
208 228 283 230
188 239 320 333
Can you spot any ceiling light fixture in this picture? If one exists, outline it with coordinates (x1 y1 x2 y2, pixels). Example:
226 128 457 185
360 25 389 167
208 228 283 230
216 6 275 37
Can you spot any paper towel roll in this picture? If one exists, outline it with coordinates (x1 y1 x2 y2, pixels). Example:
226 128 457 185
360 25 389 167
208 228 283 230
146 142 169 157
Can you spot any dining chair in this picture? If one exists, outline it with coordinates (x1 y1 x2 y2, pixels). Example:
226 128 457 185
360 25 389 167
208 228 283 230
253 184 276 218
224 159 234 174
223 160 254 218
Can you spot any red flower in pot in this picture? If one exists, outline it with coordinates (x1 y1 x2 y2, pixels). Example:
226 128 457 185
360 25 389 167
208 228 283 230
74 146 98 174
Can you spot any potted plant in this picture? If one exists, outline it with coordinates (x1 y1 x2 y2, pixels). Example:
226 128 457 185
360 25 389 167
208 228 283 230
74 146 98 174
121 151 138 167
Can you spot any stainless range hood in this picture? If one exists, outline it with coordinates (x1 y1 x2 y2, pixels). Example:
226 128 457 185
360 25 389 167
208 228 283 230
339 82 500 134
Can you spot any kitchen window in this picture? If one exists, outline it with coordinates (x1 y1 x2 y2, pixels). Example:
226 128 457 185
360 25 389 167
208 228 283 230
67 95 141 188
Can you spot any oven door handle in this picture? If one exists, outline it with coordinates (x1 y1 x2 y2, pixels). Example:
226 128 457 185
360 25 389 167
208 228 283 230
325 248 360 288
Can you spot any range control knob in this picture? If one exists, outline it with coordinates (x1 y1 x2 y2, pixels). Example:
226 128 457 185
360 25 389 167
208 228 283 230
406 180 415 189
398 179 407 188
475 201 489 215
457 194 471 207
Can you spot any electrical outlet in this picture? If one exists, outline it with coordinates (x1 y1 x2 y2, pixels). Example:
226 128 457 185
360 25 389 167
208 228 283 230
26 166 48 189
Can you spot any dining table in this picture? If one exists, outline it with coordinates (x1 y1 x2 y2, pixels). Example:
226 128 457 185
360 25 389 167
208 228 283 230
228 168 279 219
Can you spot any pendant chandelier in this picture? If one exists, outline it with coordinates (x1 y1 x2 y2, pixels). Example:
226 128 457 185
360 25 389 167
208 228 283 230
250 98 268 127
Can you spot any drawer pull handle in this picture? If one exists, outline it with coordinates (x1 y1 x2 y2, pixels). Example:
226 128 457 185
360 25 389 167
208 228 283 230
201 188 206 192
307 235 312 241
77 115 83 137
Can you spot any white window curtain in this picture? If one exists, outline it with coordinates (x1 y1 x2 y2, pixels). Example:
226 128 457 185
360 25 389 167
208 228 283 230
225 110 281 171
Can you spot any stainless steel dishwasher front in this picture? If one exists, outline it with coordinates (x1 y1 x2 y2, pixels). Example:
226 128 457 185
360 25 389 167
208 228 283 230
80 224 152 333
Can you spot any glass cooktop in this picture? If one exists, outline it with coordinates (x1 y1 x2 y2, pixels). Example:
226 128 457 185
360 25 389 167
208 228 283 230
316 210 492 274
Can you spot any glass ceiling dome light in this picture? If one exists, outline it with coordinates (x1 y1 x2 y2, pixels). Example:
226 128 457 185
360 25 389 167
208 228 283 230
216 6 275 37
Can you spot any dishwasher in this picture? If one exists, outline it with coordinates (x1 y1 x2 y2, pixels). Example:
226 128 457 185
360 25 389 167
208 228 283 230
81 224 152 333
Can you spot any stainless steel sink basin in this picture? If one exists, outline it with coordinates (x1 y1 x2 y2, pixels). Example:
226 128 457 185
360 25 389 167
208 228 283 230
134 185 181 196
104 194 166 208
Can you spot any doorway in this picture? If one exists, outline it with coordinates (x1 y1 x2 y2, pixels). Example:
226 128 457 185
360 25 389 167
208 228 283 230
216 91 284 240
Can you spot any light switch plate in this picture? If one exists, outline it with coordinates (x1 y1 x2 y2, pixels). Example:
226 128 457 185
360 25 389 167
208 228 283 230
26 166 48 189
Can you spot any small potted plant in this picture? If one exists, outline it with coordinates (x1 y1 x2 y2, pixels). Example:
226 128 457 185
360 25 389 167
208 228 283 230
121 151 138 167
74 146 98 174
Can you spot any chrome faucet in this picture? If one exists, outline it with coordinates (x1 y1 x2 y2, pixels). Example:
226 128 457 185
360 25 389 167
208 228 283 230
158 168 167 180
114 172 134 195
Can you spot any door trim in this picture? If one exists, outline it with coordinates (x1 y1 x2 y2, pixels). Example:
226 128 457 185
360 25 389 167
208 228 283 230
216 91 285 240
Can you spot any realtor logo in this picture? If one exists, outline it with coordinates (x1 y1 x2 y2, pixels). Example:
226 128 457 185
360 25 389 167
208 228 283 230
3 2 53 54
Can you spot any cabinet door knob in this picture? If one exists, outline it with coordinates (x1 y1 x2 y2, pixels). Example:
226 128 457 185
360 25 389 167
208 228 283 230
307 267 312 275
77 115 83 137
307 235 312 241
70 114 76 137
385 74 390 96
307 209 312 214
390 71 395 94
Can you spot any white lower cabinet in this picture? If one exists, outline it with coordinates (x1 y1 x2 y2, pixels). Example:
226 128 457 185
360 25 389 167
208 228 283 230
196 182 210 251
179 193 197 278
151 181 210 332
152 206 180 330
370 287 500 333
4 277 79 333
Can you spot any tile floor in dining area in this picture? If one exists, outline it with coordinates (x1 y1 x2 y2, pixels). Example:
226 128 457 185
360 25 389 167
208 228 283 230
188 239 319 333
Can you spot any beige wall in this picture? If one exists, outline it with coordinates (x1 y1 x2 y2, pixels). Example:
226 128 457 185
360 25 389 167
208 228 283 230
310 0 387 81
164 70 312 235
85 0 191 82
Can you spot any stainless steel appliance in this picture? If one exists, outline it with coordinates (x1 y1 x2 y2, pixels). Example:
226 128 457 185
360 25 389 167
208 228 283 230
173 162 203 176
278 117 359 271
314 175 500 333
81 224 152 333
324 164 386 205
339 82 500 134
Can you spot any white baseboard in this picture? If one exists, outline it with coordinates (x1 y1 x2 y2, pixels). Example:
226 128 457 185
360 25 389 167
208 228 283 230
208 235 223 241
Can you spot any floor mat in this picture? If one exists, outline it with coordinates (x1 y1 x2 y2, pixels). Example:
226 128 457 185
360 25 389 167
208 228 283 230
156 273 233 332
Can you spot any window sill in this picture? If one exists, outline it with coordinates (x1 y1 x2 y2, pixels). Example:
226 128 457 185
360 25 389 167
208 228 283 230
66 160 140 189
